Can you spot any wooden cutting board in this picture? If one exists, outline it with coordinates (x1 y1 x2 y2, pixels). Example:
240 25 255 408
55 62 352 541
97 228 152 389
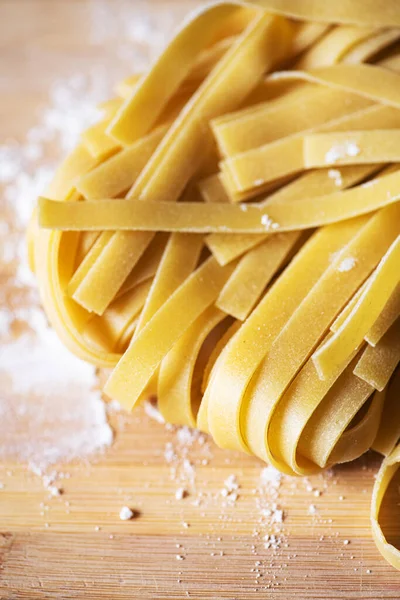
1 1 399 598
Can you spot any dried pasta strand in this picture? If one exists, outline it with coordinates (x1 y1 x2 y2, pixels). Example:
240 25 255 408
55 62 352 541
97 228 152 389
258 0 400 27
74 231 100 269
70 231 152 315
76 125 168 200
81 118 120 160
104 256 236 410
216 231 302 320
372 369 400 456
116 233 169 299
33 146 120 367
330 278 370 333
158 306 227 427
35 228 120 367
342 28 400 64
130 12 291 205
68 231 115 297
294 25 377 69
83 279 152 353
46 144 100 201
134 233 204 336
269 64 400 109
353 318 400 391
313 234 400 380
365 282 400 346
304 129 400 168
38 169 400 232
68 126 170 315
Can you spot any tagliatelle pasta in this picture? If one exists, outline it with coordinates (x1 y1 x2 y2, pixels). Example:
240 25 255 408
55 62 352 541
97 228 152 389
30 0 400 571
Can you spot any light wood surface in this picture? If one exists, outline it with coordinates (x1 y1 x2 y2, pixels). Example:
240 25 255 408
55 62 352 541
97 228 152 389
1 1 400 598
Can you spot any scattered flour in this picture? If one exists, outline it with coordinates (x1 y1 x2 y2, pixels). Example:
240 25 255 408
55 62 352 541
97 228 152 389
0 313 113 472
337 256 357 272
261 214 279 231
0 0 182 480
325 141 360 164
119 506 134 521
0 64 122 480
327 168 343 187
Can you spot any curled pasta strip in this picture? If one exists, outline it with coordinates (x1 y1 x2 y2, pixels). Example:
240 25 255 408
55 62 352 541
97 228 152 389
371 441 400 570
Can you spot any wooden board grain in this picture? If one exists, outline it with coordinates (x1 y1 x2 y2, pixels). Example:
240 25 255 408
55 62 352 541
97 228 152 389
1 1 400 598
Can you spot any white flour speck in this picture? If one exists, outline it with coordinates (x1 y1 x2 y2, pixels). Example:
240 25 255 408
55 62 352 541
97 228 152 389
337 257 357 272
119 506 134 521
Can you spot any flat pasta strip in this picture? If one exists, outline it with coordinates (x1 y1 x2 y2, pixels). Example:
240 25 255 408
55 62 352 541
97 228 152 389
81 118 120 160
133 233 204 336
116 233 169 298
300 363 376 469
365 282 400 346
216 231 301 320
104 256 236 409
34 229 120 368
268 64 400 109
330 277 369 333
313 234 400 380
158 306 227 427
69 231 152 315
304 129 400 167
68 231 115 296
46 144 100 201
68 127 170 314
76 126 168 200
342 28 400 64
74 231 100 268
372 369 400 457
38 170 400 232
327 385 385 465
130 11 291 204
257 0 400 27
353 318 400 391
294 25 377 69
83 279 152 353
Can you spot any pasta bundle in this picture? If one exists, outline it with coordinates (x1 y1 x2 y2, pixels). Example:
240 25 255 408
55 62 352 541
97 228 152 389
30 0 400 569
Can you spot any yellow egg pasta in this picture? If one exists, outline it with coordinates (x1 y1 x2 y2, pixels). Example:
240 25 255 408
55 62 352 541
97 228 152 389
30 0 400 571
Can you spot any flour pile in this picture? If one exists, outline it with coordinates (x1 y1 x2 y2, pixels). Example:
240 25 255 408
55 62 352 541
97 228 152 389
0 0 178 473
